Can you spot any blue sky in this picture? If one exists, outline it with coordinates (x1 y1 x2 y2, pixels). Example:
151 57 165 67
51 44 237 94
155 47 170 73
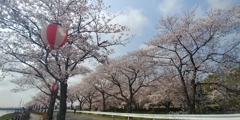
0 0 239 107
104 0 240 57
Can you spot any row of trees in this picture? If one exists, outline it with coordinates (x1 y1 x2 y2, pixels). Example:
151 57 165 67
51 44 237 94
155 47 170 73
145 5 240 113
1 0 240 119
26 53 240 114
62 5 240 114
0 0 130 120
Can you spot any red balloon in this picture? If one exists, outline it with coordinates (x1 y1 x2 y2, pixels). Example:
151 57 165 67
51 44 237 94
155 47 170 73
41 24 68 49
51 84 58 91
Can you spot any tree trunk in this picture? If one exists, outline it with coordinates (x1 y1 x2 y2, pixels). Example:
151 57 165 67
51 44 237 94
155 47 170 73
164 102 171 113
178 69 192 114
127 101 132 113
102 92 106 112
71 102 73 110
78 99 83 111
89 101 92 111
190 84 197 114
189 103 195 114
58 82 67 120
79 102 82 111
48 91 57 120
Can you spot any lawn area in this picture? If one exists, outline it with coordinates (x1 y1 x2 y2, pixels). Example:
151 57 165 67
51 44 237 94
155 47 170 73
0 113 14 120
82 113 165 120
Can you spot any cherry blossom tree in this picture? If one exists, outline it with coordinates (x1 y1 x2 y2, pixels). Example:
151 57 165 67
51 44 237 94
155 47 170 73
74 84 86 111
144 6 240 113
25 100 37 111
31 92 51 112
146 68 185 113
0 0 129 119
80 80 99 111
83 71 111 111
67 86 77 110
8 73 61 119
95 51 158 113
133 86 152 109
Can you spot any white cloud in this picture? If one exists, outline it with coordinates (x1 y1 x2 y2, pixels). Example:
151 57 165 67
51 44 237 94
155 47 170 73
157 0 184 17
112 8 149 36
138 43 149 50
104 8 150 57
0 80 37 107
206 0 236 9
0 72 38 107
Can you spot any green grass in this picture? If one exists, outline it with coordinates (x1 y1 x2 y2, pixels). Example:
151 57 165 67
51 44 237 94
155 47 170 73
0 113 14 120
81 113 166 120
207 104 219 107
153 106 181 108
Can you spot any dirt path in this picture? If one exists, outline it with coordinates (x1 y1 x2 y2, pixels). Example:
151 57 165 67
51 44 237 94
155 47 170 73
52 112 106 120
29 113 43 120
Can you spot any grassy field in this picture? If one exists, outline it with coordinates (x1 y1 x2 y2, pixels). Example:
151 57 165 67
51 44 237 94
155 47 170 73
82 113 165 120
0 113 14 120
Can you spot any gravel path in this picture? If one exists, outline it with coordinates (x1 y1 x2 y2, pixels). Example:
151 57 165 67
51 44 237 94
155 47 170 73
29 113 43 120
65 113 105 120
52 112 105 120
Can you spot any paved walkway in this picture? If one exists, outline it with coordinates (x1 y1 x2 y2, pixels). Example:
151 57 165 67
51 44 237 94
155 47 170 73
29 113 43 120
29 112 104 120
66 113 104 120
53 112 105 120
